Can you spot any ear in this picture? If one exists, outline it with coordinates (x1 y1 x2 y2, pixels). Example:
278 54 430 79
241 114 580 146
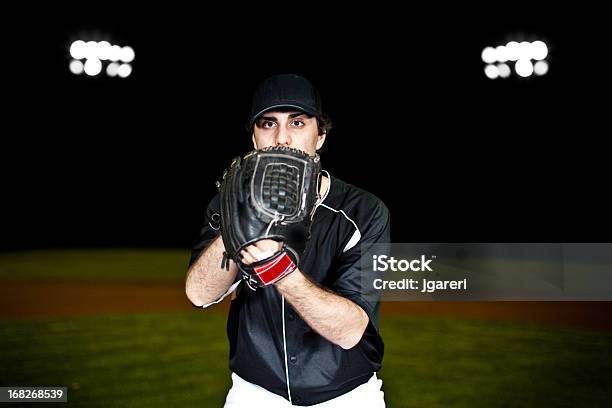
251 133 258 150
315 133 326 151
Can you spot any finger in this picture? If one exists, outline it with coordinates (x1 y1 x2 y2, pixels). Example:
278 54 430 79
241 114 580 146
245 244 276 261
253 239 282 253
240 249 258 265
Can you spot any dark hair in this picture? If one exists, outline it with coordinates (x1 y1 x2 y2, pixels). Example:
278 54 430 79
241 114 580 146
316 113 333 136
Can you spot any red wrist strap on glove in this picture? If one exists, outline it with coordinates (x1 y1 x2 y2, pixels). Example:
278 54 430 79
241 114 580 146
253 251 297 286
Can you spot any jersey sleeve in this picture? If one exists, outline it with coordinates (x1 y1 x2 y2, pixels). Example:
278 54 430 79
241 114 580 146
188 194 222 268
329 199 391 330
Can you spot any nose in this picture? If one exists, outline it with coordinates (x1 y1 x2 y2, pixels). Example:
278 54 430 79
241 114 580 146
275 127 292 146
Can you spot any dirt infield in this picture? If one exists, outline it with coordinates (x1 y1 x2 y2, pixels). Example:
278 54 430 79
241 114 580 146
1 281 611 331
0 281 199 319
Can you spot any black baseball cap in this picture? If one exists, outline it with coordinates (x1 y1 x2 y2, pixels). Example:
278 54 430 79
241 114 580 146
249 74 323 126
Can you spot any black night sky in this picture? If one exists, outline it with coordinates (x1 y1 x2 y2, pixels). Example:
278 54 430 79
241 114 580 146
2 6 609 250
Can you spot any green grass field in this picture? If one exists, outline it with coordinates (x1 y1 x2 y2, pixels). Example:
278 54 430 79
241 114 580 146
1 314 611 407
1 250 611 407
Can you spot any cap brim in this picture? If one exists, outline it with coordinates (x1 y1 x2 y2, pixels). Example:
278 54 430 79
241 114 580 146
250 104 318 125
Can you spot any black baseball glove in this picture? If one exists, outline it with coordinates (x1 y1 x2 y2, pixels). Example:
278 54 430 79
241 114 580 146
218 146 322 289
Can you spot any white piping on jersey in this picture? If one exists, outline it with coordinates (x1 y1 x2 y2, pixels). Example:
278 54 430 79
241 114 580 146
200 280 241 309
313 171 362 253
205 286 292 403
276 171 330 406
281 296 293 404
319 202 362 253
312 170 331 219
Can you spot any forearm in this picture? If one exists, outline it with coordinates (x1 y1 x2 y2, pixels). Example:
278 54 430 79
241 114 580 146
185 235 238 307
275 270 369 349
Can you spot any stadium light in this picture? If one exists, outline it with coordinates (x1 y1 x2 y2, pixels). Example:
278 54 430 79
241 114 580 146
83 58 102 76
69 60 84 75
531 41 548 61
533 60 549 76
108 45 122 62
119 46 135 63
515 59 534 77
84 41 98 60
517 41 532 61
505 41 520 61
495 45 508 63
481 47 497 64
482 39 548 79
96 41 111 60
117 64 132 78
69 38 135 78
484 64 499 79
497 63 511 78
69 40 87 60
106 62 119 77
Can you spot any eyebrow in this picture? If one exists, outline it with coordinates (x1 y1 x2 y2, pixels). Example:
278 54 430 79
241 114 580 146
258 112 308 122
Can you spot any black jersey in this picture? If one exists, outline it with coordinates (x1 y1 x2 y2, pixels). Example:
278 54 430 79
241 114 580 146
189 174 390 406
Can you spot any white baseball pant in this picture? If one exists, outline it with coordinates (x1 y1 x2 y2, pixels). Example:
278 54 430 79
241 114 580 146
223 372 385 407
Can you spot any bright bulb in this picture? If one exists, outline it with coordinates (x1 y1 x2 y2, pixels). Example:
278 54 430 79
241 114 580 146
106 62 120 77
70 40 87 59
484 64 499 79
505 41 520 61
96 41 111 60
481 47 497 64
517 41 532 61
84 41 98 60
531 41 548 60
119 46 135 63
495 45 508 63
117 63 132 78
497 63 511 78
69 59 84 75
108 45 121 62
84 58 102 76
515 59 534 77
533 60 549 76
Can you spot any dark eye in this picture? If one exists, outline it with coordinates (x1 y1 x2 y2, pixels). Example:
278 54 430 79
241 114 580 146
261 120 276 129
290 119 305 127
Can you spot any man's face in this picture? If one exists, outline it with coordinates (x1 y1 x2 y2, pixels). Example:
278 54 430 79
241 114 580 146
252 110 326 156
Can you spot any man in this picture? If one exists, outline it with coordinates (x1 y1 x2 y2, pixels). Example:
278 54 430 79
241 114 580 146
185 74 390 407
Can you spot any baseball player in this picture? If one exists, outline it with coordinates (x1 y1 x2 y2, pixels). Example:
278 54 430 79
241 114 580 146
185 74 390 407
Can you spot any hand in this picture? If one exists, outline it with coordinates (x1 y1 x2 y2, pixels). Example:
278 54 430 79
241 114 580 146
240 239 283 265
